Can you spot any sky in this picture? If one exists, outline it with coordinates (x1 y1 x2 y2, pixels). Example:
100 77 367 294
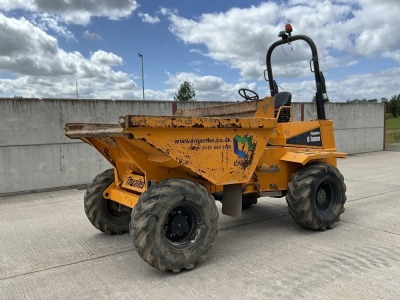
0 0 399 102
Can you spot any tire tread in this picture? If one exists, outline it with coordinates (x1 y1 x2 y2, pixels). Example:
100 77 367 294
286 163 346 230
131 179 219 272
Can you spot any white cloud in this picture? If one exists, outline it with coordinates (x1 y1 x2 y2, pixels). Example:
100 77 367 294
31 13 75 40
0 14 136 99
382 51 400 64
277 67 400 102
0 14 58 60
82 30 102 42
0 0 139 25
165 72 258 101
161 4 280 80
0 75 137 99
328 67 400 101
189 60 203 66
163 64 400 102
162 1 400 81
90 51 123 66
138 12 160 24
169 73 224 91
1 1 400 101
0 0 36 11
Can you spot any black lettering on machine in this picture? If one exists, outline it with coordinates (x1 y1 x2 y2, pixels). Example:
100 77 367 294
286 128 322 146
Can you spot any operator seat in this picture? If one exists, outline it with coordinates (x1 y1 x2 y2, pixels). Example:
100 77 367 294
274 91 292 122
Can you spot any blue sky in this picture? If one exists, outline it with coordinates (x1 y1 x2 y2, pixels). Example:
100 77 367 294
0 0 399 102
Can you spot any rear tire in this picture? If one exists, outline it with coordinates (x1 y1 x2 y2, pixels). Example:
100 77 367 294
84 169 131 234
130 179 219 272
286 163 346 230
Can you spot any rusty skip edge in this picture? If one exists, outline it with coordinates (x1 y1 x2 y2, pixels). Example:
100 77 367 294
64 122 124 138
65 114 276 138
120 115 277 129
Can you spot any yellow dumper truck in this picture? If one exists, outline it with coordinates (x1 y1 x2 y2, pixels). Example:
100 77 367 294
65 25 346 273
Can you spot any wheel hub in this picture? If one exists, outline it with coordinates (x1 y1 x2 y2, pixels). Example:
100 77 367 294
317 188 327 205
164 203 203 247
170 214 189 237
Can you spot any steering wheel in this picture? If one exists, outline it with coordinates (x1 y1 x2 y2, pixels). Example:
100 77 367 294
238 88 259 101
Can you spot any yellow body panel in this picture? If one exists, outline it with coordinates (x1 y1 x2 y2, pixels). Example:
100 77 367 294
104 182 140 208
122 125 275 185
65 97 345 210
280 151 346 165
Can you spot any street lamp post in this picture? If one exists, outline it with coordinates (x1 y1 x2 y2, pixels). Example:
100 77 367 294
138 53 145 100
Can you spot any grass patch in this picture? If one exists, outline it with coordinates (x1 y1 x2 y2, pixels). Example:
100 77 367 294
386 117 400 129
386 117 400 147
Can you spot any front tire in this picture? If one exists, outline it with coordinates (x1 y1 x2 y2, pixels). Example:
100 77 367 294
286 163 346 230
130 179 219 272
84 169 131 234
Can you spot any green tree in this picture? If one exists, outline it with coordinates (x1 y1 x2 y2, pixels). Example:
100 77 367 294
174 81 196 101
388 94 400 117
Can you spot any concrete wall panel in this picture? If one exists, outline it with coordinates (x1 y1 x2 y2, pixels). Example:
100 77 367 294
335 127 384 154
0 98 385 194
0 143 111 193
0 99 174 147
294 103 385 153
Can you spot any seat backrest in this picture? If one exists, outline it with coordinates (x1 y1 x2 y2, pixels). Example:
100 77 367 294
274 91 292 110
274 92 292 122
